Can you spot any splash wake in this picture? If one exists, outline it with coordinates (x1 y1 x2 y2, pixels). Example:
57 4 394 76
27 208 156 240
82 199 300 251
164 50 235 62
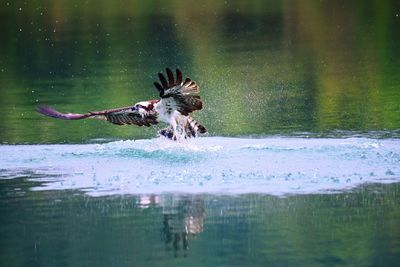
1 137 399 196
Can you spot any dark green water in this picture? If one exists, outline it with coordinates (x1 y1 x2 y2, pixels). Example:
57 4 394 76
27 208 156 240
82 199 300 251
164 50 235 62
1 0 400 143
1 1 400 266
1 179 400 267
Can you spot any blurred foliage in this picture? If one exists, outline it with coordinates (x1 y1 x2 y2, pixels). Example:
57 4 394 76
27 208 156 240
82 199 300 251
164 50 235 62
0 0 399 143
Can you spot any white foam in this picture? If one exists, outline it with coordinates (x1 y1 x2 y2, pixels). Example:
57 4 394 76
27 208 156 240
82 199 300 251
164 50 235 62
1 137 399 196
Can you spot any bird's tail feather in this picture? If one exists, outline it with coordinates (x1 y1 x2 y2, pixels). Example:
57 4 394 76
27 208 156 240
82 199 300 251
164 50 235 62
186 117 207 136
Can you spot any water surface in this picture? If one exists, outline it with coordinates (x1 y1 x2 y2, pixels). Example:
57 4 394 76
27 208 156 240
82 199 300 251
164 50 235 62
1 180 400 266
1 0 399 143
1 1 400 266
1 137 400 196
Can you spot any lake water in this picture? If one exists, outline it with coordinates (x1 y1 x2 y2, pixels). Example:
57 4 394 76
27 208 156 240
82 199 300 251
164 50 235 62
1 1 400 266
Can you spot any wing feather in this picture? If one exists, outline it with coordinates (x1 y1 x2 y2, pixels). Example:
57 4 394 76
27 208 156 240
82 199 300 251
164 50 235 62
158 73 169 89
37 105 158 127
176 68 183 84
166 68 175 87
153 68 203 115
153 82 164 97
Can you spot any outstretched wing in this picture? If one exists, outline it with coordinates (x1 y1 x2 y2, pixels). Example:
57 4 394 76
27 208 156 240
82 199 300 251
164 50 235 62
36 105 158 127
153 68 203 116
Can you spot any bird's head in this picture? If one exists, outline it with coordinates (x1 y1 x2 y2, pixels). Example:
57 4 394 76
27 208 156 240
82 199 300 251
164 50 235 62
132 101 156 116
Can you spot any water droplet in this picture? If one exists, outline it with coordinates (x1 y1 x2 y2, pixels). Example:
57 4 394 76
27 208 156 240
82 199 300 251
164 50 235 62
385 169 395 175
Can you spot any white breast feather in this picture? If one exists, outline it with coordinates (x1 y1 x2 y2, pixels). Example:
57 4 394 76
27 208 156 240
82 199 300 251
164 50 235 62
155 99 177 123
155 99 187 138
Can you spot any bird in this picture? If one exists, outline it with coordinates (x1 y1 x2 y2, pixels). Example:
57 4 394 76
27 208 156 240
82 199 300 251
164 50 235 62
36 68 207 140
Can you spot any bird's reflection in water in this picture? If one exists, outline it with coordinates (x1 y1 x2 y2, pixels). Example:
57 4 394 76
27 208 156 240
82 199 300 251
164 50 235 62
160 195 205 257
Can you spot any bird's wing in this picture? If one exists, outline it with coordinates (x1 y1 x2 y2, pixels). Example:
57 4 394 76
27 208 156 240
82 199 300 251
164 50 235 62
153 68 203 116
36 105 158 127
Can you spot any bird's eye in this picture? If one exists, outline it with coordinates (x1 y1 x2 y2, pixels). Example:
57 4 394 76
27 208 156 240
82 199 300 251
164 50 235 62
138 105 148 111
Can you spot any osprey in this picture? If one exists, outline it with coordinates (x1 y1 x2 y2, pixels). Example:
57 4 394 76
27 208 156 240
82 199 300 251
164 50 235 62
36 68 206 140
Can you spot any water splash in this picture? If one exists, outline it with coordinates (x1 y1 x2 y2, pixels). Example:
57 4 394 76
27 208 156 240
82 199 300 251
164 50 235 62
1 137 399 196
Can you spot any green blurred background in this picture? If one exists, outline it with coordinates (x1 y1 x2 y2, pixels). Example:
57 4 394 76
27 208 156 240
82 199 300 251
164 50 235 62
1 0 399 143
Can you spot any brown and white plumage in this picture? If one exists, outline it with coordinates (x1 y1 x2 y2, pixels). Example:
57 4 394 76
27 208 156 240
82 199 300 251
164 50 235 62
37 68 206 140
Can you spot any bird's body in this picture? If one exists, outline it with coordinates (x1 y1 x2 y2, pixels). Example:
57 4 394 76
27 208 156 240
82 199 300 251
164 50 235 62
37 68 206 140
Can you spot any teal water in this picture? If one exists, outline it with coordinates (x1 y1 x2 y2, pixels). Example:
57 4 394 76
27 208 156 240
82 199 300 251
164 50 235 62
1 137 400 266
1 1 400 266
1 180 400 266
